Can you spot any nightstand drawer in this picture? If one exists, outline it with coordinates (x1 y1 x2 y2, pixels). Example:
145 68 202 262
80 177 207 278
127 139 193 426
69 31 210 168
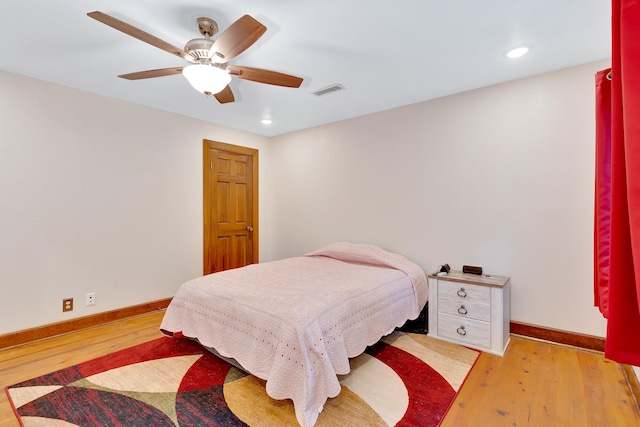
438 280 490 304
438 297 490 322
437 313 491 349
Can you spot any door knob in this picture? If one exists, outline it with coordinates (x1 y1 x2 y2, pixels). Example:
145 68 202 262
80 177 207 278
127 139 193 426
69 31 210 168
246 226 254 232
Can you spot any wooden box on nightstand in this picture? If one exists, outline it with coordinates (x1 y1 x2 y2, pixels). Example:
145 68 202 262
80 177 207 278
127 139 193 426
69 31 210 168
428 270 511 356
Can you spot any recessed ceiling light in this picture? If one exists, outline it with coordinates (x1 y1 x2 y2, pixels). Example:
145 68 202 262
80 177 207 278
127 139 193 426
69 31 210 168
261 119 272 125
506 47 529 58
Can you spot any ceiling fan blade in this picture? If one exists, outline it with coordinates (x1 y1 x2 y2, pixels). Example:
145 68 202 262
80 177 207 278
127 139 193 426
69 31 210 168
119 67 184 80
88 11 189 60
227 66 303 88
214 85 235 104
212 15 266 62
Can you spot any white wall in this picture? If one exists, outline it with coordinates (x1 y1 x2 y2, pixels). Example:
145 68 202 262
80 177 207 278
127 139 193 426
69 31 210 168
0 70 270 335
1 59 611 339
268 59 610 337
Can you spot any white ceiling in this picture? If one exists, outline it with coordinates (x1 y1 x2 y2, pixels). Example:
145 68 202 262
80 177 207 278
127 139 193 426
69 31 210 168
0 0 610 137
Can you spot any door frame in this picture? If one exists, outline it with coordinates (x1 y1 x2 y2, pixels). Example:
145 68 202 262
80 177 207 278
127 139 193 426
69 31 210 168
203 139 259 275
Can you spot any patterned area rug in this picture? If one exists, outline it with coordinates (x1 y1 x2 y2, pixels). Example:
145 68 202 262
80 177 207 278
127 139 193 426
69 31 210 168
6 331 479 427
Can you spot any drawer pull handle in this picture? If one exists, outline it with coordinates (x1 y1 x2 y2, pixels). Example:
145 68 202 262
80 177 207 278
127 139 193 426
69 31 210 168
457 326 467 336
458 305 468 315
457 288 467 298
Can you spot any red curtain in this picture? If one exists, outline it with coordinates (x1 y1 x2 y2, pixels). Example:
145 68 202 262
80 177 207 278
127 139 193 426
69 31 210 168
594 69 612 318
596 0 640 365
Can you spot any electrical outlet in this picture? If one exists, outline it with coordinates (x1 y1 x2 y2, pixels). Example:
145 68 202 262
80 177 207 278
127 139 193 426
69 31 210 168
63 298 73 312
86 292 96 306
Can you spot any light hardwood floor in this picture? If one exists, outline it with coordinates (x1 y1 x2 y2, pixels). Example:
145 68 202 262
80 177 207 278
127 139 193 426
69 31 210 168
1 312 638 426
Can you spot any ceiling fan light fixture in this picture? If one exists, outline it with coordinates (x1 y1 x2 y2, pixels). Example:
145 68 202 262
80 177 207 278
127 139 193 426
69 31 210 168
182 63 231 95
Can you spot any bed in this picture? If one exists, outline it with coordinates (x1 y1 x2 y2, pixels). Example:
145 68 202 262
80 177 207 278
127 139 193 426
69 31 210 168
160 242 428 427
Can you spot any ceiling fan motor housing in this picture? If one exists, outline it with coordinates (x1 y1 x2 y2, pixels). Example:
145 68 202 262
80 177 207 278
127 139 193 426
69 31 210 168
185 17 223 62
185 37 216 61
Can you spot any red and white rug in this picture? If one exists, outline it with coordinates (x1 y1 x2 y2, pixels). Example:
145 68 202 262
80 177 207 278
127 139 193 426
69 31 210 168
6 331 479 426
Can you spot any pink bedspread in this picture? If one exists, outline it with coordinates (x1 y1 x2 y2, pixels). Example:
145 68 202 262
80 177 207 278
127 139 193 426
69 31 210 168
160 242 428 427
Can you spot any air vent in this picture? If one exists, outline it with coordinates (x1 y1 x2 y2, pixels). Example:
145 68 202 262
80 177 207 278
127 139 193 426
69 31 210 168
312 84 345 96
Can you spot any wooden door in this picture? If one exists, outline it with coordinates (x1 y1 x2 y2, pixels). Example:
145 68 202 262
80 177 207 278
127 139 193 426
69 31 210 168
203 140 258 275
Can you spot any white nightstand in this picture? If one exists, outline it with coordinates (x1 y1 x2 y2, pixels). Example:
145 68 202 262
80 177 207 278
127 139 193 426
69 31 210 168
428 270 511 356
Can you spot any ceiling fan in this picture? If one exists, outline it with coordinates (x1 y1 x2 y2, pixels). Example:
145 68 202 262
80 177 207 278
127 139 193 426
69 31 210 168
87 11 304 104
